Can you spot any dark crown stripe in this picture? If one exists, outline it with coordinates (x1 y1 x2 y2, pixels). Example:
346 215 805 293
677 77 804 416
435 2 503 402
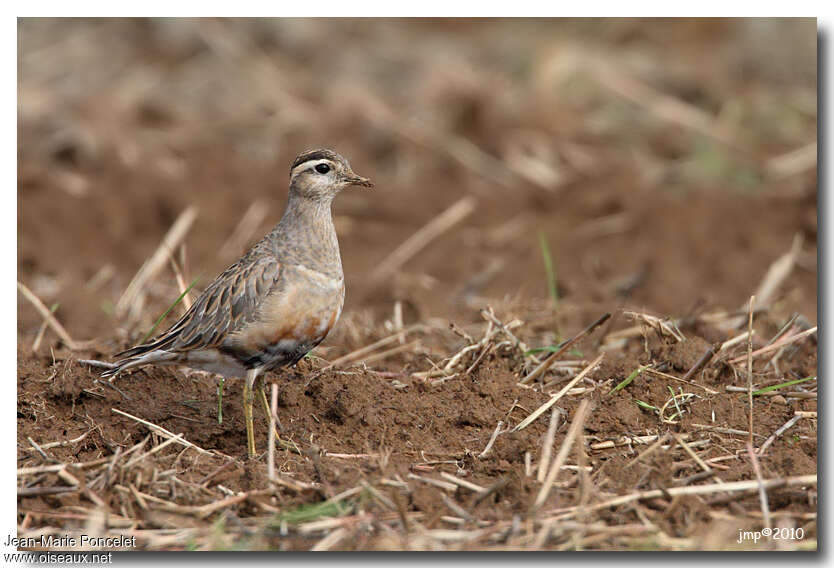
291 148 342 171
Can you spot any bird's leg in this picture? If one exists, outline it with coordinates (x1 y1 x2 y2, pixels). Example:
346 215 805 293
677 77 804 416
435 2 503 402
244 368 259 458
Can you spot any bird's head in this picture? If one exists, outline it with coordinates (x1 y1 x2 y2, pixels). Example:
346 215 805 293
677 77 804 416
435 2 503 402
289 148 373 201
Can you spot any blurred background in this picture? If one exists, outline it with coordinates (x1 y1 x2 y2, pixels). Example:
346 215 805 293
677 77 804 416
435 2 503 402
15 19 819 550
18 18 817 349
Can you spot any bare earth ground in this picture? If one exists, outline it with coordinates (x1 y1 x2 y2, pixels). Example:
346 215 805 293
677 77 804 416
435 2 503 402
17 19 817 550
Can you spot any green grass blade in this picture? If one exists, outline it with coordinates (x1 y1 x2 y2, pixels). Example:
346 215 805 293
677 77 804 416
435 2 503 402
752 376 816 396
276 499 351 525
634 399 658 412
524 346 556 356
141 276 200 343
538 231 558 309
609 365 649 395
523 346 583 358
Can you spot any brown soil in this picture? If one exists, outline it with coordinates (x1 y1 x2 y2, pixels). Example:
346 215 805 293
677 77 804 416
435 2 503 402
17 18 817 551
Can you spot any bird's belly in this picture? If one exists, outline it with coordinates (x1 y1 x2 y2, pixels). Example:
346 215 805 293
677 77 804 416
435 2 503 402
226 271 344 370
183 349 251 377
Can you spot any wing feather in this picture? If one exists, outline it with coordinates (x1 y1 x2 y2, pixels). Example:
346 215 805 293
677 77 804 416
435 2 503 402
114 252 282 359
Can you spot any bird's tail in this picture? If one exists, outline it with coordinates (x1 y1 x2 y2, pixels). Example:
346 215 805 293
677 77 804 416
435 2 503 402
100 350 178 378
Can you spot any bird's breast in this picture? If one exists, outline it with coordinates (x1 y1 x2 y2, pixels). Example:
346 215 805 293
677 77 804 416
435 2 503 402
225 264 344 369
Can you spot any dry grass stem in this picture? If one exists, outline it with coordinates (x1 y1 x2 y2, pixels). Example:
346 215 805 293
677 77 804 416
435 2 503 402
166 248 193 312
481 308 538 363
18 486 79 498
643 367 719 394
414 310 526 382
311 527 349 551
753 234 803 307
719 330 756 352
219 200 268 259
393 300 405 344
727 326 817 364
84 264 115 292
269 475 317 493
371 197 477 282
724 236 802 329
323 452 380 459
438 472 486 494
32 302 59 352
24 430 91 453
766 142 817 179
478 421 504 459
624 433 671 468
362 482 396 510
322 485 365 506
407 474 457 492
115 205 198 319
547 474 816 519
589 432 691 451
680 343 720 381
111 408 217 458
268 383 277 482
77 359 116 370
441 494 473 521
691 424 760 438
623 311 685 342
520 313 610 384
673 433 722 485
794 410 817 418
359 340 422 367
747 442 771 528
122 434 182 469
325 324 425 369
532 398 591 510
538 407 562 483
589 58 735 147
26 437 50 461
514 354 604 432
765 314 799 346
758 415 802 456
17 281 80 350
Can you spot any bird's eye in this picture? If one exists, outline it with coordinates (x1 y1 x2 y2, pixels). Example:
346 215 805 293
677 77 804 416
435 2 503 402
314 163 330 174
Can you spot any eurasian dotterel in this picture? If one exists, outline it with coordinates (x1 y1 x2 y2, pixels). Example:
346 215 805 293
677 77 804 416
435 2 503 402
103 148 373 458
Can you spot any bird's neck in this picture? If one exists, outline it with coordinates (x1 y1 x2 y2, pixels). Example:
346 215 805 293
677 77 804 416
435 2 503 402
272 193 342 277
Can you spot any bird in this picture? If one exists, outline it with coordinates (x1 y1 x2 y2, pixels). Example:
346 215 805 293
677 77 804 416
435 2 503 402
102 148 373 458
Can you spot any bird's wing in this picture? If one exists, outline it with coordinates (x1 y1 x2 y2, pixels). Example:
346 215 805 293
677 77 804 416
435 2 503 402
115 252 282 358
